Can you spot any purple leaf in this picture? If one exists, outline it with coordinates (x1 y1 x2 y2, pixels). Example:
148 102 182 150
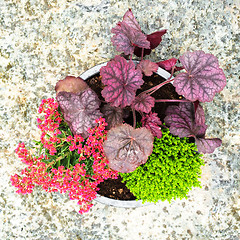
164 102 222 153
134 30 167 57
111 22 150 55
141 112 162 138
122 9 141 32
157 58 184 73
55 76 89 95
100 55 144 108
164 103 194 138
173 51 227 102
56 88 102 138
103 124 154 173
137 60 158 76
195 138 222 154
101 104 123 130
132 93 155 113
194 103 205 125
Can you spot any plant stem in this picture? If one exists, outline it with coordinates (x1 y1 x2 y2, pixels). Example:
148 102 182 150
67 155 70 169
130 54 133 61
155 99 190 103
132 107 136 129
140 65 175 97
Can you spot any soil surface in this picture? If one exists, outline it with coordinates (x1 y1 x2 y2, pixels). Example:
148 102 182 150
86 70 181 201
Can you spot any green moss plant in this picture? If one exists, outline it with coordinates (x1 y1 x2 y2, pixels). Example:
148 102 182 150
120 127 204 203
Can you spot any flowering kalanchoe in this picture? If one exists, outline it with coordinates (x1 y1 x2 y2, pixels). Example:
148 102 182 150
11 99 118 214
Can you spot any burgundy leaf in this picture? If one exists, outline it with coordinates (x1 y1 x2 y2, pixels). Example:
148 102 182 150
101 104 123 130
100 55 144 108
164 102 222 153
56 88 102 138
141 112 162 138
173 51 227 102
134 30 167 57
137 60 158 76
55 76 88 95
103 124 154 173
157 58 184 73
132 93 155 113
111 21 150 55
147 30 167 49
122 9 141 32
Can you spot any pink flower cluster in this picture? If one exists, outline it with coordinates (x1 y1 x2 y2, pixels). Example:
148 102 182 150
11 98 118 214
37 98 62 155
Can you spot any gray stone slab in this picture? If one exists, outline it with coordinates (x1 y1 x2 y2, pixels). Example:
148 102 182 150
0 0 239 239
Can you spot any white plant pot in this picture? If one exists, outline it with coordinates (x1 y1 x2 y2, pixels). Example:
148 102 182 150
80 61 171 208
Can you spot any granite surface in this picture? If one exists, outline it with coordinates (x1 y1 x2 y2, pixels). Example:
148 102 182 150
0 0 240 239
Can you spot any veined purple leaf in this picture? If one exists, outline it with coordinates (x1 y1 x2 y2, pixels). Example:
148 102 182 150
173 51 226 102
164 102 222 153
56 88 102 138
157 58 184 73
100 55 144 108
195 138 222 154
55 76 88 95
103 124 154 173
195 103 205 125
111 22 150 55
134 30 167 57
164 102 194 138
132 93 155 113
141 112 162 138
101 104 123 130
137 60 158 76
122 9 141 32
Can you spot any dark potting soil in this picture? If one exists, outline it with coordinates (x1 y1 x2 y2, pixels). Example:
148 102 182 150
86 69 181 201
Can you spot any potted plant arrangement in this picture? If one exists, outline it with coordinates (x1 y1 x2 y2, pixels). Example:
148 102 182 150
11 9 226 214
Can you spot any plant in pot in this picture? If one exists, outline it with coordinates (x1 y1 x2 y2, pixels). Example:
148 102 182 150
11 9 226 213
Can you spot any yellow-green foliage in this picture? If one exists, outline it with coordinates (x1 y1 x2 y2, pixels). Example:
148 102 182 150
120 128 204 203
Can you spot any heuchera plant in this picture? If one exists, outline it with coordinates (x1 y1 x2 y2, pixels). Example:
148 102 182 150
55 9 226 173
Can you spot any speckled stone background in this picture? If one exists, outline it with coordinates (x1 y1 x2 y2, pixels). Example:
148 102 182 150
0 0 240 239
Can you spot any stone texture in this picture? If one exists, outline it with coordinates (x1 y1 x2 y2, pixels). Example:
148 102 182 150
0 0 239 239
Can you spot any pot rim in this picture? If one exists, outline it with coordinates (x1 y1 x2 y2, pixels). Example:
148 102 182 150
79 60 170 208
80 60 172 81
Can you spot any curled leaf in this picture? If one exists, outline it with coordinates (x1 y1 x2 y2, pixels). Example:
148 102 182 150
134 30 167 57
57 88 102 138
141 112 162 138
173 51 226 102
137 60 158 76
103 124 154 173
132 93 155 113
55 76 88 96
100 55 144 108
157 58 184 73
164 102 222 153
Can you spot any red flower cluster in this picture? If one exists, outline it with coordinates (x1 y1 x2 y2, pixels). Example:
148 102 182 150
11 98 118 214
